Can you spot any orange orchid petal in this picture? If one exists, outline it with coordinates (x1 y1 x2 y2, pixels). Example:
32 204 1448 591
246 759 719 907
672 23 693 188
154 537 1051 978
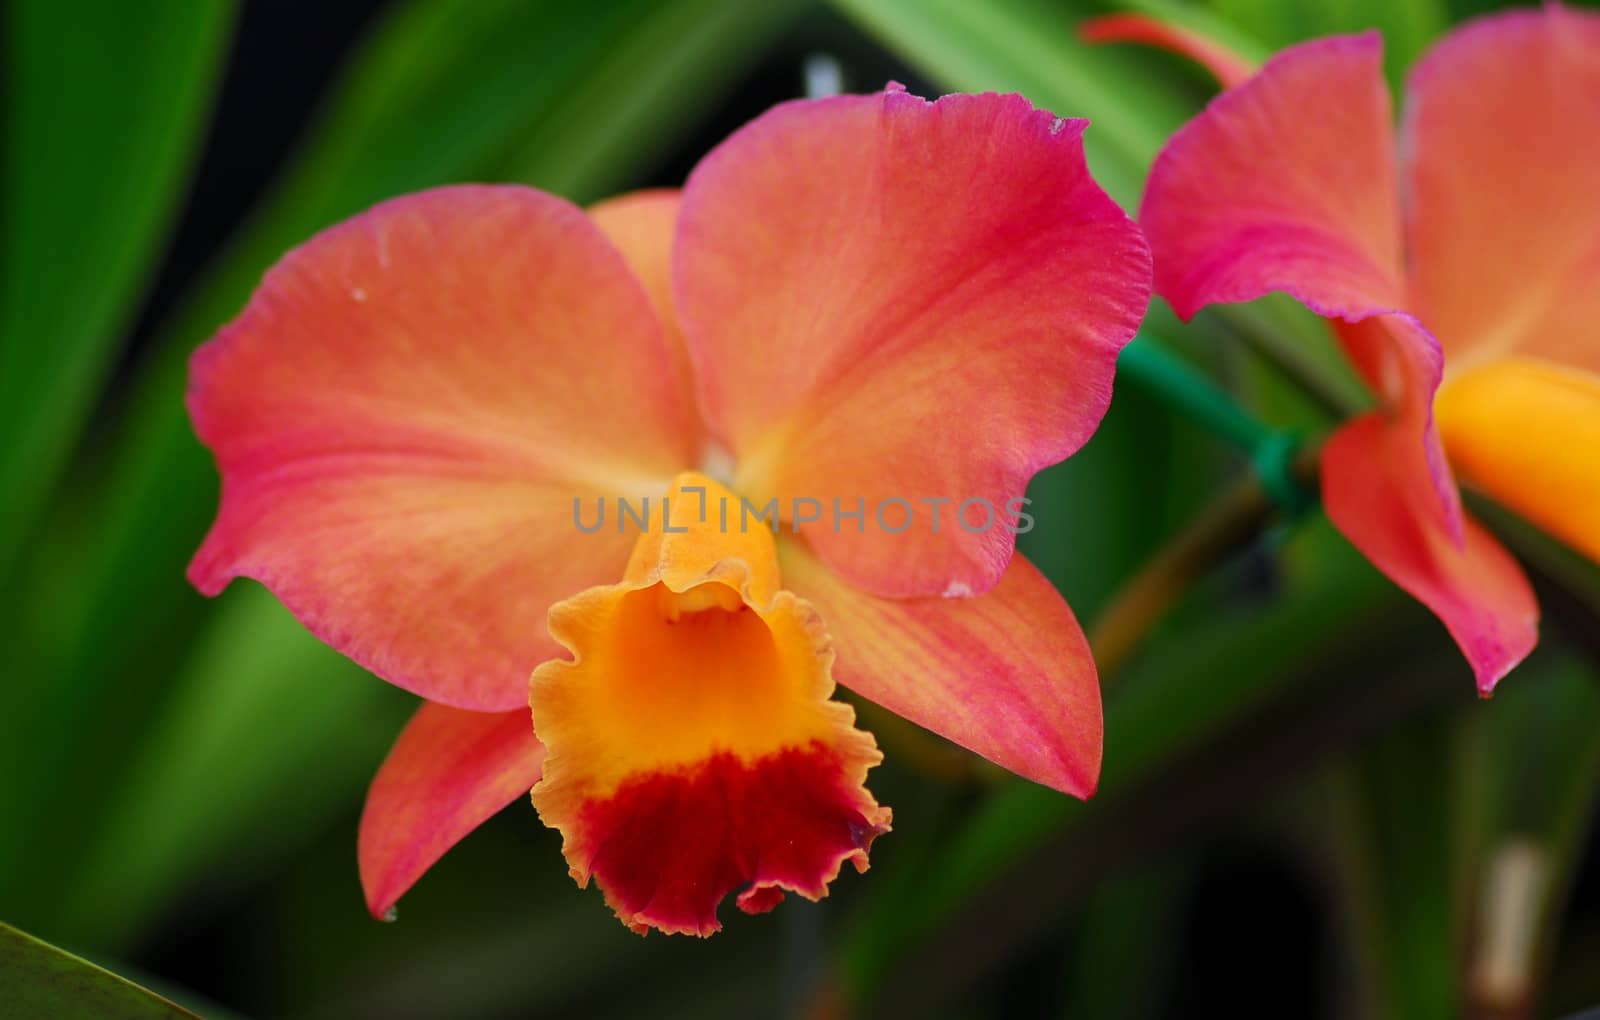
1322 412 1537 694
188 186 698 710
1330 314 1463 541
674 87 1149 600
588 189 701 436
589 189 680 345
1142 33 1404 320
1438 358 1600 564
359 702 545 920
780 540 1102 798
1404 5 1600 373
1078 14 1257 90
530 474 890 936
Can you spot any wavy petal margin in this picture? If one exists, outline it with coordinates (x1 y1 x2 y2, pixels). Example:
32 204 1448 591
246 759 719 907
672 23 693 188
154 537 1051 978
188 186 697 710
1403 5 1600 374
675 87 1149 599
780 539 1101 798
1142 33 1403 320
1322 413 1537 694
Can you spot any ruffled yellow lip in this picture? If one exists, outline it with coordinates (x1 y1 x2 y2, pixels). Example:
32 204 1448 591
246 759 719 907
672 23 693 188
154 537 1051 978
530 473 890 934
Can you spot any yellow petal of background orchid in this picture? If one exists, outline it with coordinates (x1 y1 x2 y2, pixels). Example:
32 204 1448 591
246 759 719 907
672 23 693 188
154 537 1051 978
1403 6 1600 373
1438 358 1600 565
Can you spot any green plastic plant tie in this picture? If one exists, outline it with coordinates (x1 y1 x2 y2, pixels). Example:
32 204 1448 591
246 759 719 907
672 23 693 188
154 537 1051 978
1117 334 1310 512
1250 430 1314 517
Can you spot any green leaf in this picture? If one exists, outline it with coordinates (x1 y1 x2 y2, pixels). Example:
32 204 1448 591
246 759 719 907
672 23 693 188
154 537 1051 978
48 587 412 948
0 922 197 1019
0 0 235 577
1059 864 1193 1018
1325 711 1464 1020
1321 650 1600 1019
1458 654 1600 1017
1206 0 1448 82
497 0 818 194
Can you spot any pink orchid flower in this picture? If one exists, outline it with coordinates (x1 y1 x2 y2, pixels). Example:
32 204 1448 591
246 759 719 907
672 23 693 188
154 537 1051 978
1092 5 1600 692
186 86 1151 935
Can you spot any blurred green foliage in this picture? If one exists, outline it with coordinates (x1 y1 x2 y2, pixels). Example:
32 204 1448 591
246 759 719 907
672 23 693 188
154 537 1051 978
3 0 1597 1016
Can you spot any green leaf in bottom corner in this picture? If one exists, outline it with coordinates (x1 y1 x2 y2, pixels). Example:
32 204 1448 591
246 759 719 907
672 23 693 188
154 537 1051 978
0 923 197 1019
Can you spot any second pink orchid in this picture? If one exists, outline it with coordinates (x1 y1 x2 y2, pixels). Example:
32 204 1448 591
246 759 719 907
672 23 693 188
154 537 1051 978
1101 4 1600 691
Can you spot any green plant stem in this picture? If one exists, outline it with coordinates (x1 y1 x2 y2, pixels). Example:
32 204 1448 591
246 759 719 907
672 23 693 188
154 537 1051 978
1117 335 1307 511
1119 335 1275 452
